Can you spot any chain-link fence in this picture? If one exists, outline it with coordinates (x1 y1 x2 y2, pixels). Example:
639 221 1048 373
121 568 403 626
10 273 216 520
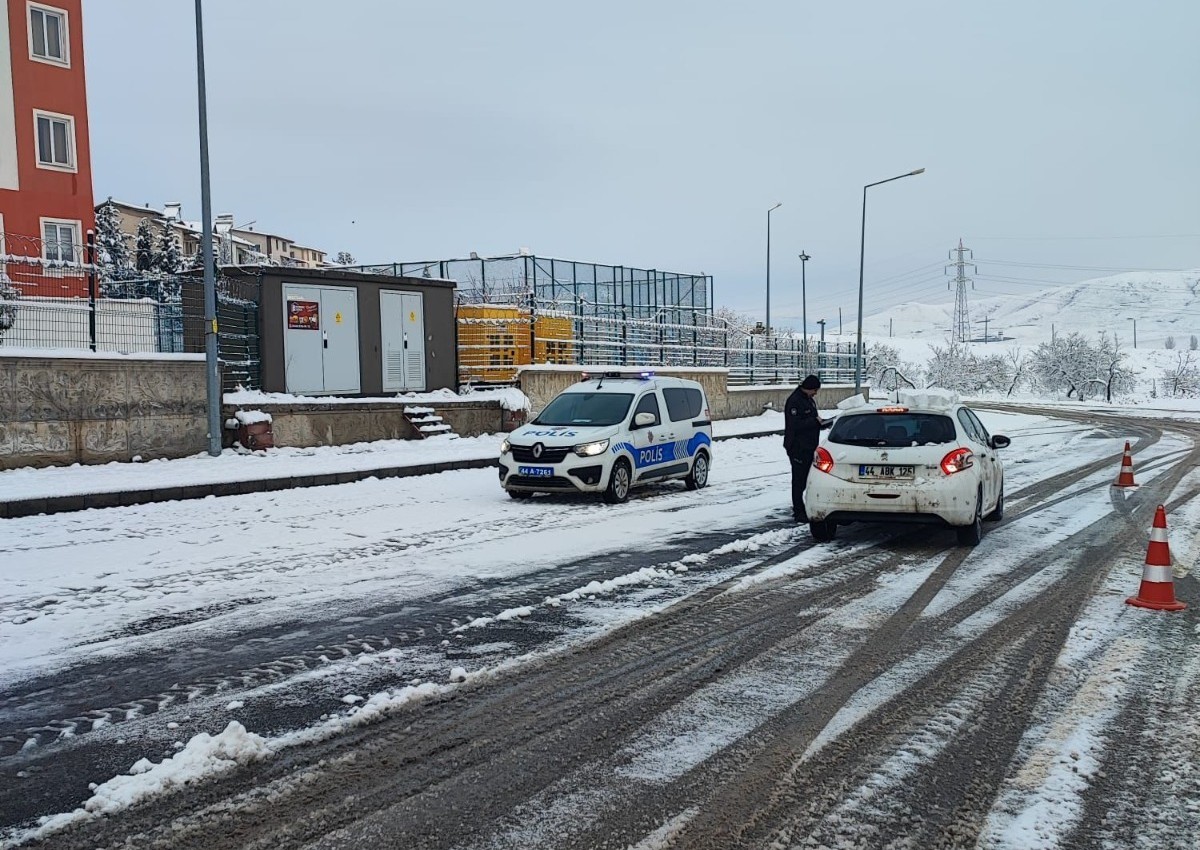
456 296 862 386
1 232 261 390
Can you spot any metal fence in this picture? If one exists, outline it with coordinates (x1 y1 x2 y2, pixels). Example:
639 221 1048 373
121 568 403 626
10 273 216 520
354 253 713 320
1 232 261 390
359 253 860 385
456 296 863 386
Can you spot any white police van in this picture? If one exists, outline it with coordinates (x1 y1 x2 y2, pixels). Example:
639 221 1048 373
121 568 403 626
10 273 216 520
499 372 713 503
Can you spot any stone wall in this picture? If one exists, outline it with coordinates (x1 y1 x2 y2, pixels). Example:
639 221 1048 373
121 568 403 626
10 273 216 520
0 354 208 469
222 400 509 448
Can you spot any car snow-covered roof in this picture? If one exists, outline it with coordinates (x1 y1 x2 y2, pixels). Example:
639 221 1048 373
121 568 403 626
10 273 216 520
836 388 961 413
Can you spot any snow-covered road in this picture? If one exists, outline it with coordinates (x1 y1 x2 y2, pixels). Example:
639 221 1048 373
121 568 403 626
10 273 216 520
2 406 1198 849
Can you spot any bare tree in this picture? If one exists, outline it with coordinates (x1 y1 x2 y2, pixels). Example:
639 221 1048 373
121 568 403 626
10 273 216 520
1163 351 1200 396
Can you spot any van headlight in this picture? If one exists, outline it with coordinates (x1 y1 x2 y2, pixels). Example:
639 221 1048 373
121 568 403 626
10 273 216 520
573 438 609 457
500 438 511 454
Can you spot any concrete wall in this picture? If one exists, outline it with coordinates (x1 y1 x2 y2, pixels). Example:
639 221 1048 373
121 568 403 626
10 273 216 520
222 400 510 448
517 366 857 421
0 354 208 469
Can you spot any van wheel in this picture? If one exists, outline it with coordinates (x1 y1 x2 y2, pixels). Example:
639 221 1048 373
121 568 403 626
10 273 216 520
956 489 984 546
603 459 632 504
985 482 1004 521
685 451 709 490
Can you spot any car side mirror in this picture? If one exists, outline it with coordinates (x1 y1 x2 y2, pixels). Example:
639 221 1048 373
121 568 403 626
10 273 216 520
633 412 656 428
990 434 1010 449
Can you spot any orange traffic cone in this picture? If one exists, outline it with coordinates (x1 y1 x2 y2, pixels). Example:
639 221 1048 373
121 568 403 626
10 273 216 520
1126 505 1186 611
1113 441 1137 488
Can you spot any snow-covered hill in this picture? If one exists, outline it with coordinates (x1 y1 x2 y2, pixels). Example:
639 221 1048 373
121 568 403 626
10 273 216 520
825 269 1200 399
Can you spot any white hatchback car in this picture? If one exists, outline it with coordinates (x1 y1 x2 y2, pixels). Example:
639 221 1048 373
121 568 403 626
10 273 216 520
499 372 713 503
803 390 1010 546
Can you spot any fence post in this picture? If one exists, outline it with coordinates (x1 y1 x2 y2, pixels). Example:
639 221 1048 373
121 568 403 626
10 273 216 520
86 229 97 351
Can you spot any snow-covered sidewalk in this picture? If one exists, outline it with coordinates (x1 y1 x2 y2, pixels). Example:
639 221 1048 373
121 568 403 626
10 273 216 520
0 411 787 504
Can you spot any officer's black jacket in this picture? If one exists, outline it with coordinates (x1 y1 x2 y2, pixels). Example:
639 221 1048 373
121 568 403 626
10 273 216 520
783 387 822 458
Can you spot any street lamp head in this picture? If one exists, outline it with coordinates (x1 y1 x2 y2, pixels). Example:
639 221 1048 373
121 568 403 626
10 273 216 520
769 202 782 212
909 168 926 175
798 251 811 262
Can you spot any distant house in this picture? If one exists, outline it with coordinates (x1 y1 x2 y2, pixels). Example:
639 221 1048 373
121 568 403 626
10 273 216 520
98 200 328 270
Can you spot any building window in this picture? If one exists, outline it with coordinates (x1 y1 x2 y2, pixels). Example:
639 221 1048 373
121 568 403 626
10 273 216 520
29 3 69 66
34 111 75 170
41 219 79 263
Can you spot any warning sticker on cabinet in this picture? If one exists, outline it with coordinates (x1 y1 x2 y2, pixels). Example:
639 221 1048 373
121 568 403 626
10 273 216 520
287 300 319 330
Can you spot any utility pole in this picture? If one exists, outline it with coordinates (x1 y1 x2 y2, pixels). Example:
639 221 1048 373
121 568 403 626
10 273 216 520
889 317 893 338
798 250 810 346
194 0 221 457
838 307 842 335
946 238 975 343
817 319 826 378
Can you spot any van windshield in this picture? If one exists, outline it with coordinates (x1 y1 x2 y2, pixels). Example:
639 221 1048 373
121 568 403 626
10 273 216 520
533 392 634 427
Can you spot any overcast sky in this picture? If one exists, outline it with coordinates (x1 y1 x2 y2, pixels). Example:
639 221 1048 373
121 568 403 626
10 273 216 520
83 1 1200 336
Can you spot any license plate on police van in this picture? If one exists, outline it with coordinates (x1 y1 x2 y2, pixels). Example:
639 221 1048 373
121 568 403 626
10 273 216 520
859 464 915 479
518 466 554 477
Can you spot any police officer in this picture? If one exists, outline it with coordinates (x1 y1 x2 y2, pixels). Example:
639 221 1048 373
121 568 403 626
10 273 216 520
783 374 831 522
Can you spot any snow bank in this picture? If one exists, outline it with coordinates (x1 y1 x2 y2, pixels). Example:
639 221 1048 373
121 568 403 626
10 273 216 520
232 409 272 425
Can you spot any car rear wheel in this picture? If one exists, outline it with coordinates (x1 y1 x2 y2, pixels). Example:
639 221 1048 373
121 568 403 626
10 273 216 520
985 482 1004 522
809 519 837 542
603 459 632 504
685 451 709 490
956 489 984 546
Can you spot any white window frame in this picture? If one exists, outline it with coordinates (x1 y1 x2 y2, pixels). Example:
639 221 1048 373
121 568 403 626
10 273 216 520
27 2 70 67
33 109 76 171
40 217 80 264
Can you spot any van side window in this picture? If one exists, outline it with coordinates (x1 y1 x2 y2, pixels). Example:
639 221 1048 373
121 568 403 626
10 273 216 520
663 387 702 422
634 392 661 425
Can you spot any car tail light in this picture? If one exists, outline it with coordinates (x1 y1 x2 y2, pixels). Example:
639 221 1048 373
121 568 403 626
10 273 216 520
940 447 974 475
814 446 835 473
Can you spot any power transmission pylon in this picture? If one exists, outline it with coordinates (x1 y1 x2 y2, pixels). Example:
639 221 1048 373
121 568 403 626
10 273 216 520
945 238 976 343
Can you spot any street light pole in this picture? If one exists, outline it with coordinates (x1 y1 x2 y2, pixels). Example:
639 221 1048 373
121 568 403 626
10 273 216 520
798 250 811 347
855 168 926 396
766 202 782 338
817 318 826 379
1129 317 1137 348
194 0 220 457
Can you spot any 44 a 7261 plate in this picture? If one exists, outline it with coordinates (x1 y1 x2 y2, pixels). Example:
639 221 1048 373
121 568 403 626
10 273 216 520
518 466 554 477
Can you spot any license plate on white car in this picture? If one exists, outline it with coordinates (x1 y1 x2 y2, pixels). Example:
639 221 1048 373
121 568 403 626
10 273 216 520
859 464 915 479
518 466 554 477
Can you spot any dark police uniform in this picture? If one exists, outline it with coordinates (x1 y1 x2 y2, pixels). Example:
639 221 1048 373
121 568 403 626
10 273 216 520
783 385 826 521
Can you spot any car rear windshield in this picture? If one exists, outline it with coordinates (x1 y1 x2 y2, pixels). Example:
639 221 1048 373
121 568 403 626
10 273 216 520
829 412 957 447
533 392 634 427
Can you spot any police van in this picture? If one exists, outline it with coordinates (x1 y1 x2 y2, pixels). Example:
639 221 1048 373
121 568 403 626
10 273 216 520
499 372 713 503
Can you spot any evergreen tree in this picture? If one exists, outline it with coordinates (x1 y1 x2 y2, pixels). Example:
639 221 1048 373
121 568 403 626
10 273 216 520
135 218 157 272
0 274 18 341
94 199 133 282
1191 334 1198 351
1165 335 1176 350
335 250 356 265
155 225 182 274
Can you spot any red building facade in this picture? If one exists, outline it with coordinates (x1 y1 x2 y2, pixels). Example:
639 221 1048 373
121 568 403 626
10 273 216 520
0 0 94 296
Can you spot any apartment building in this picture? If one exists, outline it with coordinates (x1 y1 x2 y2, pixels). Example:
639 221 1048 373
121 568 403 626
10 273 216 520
102 200 328 270
0 0 94 296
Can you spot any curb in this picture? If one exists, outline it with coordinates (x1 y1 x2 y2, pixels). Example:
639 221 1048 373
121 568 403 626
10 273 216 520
0 429 784 519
